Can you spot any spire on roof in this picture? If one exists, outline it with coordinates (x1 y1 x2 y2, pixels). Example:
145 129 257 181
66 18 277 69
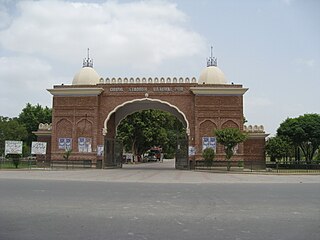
207 46 217 67
83 48 93 68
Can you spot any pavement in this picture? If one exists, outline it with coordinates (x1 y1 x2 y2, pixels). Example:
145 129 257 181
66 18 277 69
0 159 319 184
1 159 319 240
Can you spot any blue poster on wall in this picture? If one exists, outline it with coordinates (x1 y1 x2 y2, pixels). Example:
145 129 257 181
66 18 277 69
65 138 72 150
97 145 104 156
58 138 72 150
78 137 92 153
202 137 216 151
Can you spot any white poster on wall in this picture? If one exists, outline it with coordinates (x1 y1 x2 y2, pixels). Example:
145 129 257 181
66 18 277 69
31 142 47 155
5 141 23 155
58 138 72 150
78 137 92 153
188 146 196 156
202 137 216 151
97 145 104 156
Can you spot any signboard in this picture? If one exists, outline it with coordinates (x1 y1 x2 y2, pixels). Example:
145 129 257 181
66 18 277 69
97 145 104 156
58 138 72 150
78 137 92 153
202 137 216 151
31 142 47 155
109 87 184 93
5 141 23 155
188 146 196 156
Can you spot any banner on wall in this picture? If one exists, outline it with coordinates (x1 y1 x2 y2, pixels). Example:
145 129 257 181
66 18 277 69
202 137 216 151
58 138 72 150
97 145 104 156
78 137 92 153
188 146 196 156
5 141 23 155
31 142 47 155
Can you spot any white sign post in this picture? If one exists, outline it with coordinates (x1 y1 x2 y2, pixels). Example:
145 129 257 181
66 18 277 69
5 141 23 155
31 142 47 155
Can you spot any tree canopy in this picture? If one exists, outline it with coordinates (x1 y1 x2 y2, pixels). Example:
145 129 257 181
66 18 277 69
18 103 52 147
116 109 185 157
265 136 292 162
0 103 51 156
277 113 320 163
0 116 28 155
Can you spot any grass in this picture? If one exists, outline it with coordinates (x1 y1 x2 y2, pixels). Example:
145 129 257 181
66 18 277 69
0 161 35 169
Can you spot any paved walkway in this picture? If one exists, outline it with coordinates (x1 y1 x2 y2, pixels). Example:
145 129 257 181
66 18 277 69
1 159 319 184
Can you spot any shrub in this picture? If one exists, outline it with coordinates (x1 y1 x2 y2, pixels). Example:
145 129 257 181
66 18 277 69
63 149 72 161
202 148 215 167
7 154 22 168
237 160 244 168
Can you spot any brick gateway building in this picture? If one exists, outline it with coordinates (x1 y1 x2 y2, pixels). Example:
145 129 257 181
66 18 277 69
40 52 268 169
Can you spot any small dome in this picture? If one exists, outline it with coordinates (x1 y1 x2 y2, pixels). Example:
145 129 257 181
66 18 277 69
199 66 227 84
72 67 100 85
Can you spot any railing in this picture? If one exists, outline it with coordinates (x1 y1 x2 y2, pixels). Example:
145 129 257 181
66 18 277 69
0 159 37 169
194 160 250 171
101 77 198 84
194 160 320 173
266 162 320 173
50 160 93 169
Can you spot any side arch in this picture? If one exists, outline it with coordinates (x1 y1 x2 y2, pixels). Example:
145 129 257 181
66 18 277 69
56 118 73 137
76 118 93 137
221 120 239 129
199 120 217 136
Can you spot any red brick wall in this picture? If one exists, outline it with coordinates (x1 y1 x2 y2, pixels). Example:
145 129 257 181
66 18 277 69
49 83 264 165
51 95 100 161
36 135 52 161
243 137 266 169
193 95 244 160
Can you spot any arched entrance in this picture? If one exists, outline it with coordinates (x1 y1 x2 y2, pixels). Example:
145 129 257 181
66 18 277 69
102 98 190 169
47 66 267 170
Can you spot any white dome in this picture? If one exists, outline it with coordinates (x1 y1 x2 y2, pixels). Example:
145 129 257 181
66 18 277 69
199 66 227 84
72 67 100 85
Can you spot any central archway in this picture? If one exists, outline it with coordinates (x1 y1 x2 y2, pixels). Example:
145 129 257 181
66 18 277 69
103 98 190 135
102 98 190 169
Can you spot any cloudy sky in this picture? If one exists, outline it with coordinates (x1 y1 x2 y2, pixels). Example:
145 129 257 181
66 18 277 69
0 0 319 135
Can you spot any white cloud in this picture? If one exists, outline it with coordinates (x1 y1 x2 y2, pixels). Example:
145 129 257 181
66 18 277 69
294 58 315 67
0 0 205 71
0 0 206 117
0 3 11 29
282 0 294 6
0 56 54 117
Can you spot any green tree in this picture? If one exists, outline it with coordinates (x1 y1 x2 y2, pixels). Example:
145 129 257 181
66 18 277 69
265 136 291 162
116 109 185 157
0 116 28 155
18 103 52 147
315 148 320 163
215 128 247 171
277 113 320 163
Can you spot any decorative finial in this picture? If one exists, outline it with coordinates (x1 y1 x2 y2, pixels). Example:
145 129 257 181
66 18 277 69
83 48 93 68
207 45 217 67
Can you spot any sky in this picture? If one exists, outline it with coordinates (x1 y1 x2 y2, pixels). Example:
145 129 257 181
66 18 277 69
0 0 319 135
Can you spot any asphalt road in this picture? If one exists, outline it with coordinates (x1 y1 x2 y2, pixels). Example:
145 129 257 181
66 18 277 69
0 178 319 240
